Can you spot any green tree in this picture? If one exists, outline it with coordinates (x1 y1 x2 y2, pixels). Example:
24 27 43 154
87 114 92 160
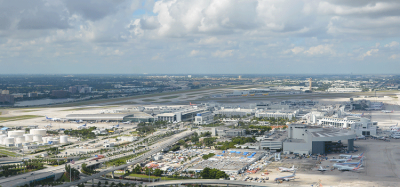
153 169 163 177
134 165 142 174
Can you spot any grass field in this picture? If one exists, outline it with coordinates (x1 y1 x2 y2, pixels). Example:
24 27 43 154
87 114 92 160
153 100 171 103
142 99 156 102
20 109 39 113
0 149 20 157
160 95 180 99
115 101 137 105
0 115 42 123
62 105 119 111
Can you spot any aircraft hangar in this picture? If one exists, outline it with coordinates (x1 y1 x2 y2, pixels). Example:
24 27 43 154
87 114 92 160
283 124 356 155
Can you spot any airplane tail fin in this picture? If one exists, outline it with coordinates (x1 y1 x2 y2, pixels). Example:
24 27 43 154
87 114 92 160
361 113 364 117
292 165 294 169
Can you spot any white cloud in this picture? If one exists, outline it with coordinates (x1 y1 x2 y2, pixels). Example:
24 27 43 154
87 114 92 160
190 50 199 56
358 49 379 60
290 47 305 54
389 54 399 59
198 37 219 44
2 0 400 73
113 50 123 56
151 54 162 60
304 45 335 55
212 50 233 58
385 41 399 48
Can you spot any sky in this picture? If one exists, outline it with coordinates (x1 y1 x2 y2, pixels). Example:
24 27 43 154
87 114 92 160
0 0 400 74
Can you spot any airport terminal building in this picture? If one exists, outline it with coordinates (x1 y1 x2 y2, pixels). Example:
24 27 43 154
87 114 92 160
283 124 356 155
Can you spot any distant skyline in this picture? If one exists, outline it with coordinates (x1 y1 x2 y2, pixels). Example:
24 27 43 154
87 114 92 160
1 0 400 74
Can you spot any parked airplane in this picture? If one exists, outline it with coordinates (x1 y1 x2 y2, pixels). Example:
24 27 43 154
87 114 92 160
46 116 61 121
122 121 131 124
44 124 52 128
336 157 364 166
279 165 297 172
334 162 363 171
274 171 296 182
318 166 327 172
382 110 394 113
391 132 400 138
76 120 84 123
112 124 120 128
391 128 400 132
340 152 364 159
77 124 87 129
330 155 352 162
189 102 197 106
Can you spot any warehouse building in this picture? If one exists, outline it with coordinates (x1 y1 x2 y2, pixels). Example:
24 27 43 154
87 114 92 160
283 124 356 155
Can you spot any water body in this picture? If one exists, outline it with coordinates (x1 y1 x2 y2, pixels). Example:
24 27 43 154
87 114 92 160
14 98 77 107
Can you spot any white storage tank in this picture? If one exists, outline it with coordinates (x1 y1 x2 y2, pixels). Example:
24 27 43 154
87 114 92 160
60 136 68 144
24 134 33 142
8 130 25 137
33 135 42 142
30 129 47 136
15 136 25 144
42 137 48 143
4 137 15 145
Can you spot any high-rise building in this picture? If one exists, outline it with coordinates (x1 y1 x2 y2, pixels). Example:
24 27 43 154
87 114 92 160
0 94 14 104
69 86 77 94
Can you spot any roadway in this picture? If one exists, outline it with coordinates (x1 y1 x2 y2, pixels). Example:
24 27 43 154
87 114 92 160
144 179 270 187
0 130 193 187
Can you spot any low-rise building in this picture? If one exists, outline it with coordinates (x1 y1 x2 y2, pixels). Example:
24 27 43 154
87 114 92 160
350 120 377 136
195 111 214 125
255 110 297 120
214 108 254 117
